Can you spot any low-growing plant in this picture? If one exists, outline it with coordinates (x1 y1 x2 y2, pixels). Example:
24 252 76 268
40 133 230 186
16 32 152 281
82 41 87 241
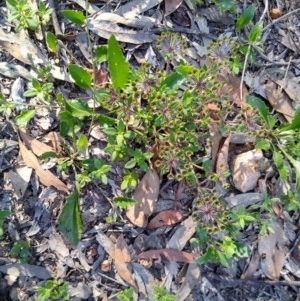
116 287 134 301
10 239 31 263
36 279 69 301
0 210 10 240
6 0 53 31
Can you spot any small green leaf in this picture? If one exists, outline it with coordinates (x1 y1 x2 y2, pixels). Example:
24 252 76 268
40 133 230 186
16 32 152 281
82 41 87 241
214 0 236 12
161 72 185 89
65 99 92 118
68 64 92 89
248 21 263 42
98 114 115 126
58 189 83 245
124 159 136 169
15 110 35 127
0 210 10 239
46 31 58 54
236 5 256 31
95 45 108 63
77 134 88 151
256 139 271 150
62 10 85 25
198 245 218 265
273 150 289 181
107 35 130 91
114 197 136 209
280 107 300 131
247 95 270 125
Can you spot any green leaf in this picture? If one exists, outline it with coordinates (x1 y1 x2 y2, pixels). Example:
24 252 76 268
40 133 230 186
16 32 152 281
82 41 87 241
0 210 10 239
62 10 85 25
114 197 136 209
279 148 300 190
124 158 136 169
98 114 115 126
46 31 58 54
107 35 130 91
161 72 184 89
15 110 35 127
6 0 18 11
246 95 270 125
198 245 218 265
58 190 83 245
273 150 289 181
59 111 81 137
279 107 300 131
68 64 92 89
95 45 108 63
214 0 236 12
248 21 263 42
65 99 92 118
77 134 88 151
256 139 271 150
236 5 256 31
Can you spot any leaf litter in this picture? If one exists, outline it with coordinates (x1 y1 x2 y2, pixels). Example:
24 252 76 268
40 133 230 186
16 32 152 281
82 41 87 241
1 0 300 300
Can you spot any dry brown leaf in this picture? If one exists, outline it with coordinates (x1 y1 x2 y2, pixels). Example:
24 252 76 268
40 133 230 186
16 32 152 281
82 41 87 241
126 169 160 227
216 134 231 187
275 77 300 108
115 235 132 263
96 232 115 260
147 209 183 229
19 140 68 193
137 248 194 263
0 28 46 65
219 72 253 116
258 221 287 280
176 263 201 301
265 81 295 122
43 131 62 153
240 248 260 280
115 235 137 289
209 121 222 171
165 0 183 16
19 130 54 156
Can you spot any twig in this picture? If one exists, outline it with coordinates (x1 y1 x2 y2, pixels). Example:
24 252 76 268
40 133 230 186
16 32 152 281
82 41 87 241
262 8 300 32
239 44 251 101
205 273 300 288
49 0 62 37
259 0 269 22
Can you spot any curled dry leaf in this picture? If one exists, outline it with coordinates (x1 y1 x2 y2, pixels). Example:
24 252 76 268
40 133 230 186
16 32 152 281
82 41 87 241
19 140 69 193
137 248 194 264
274 78 300 109
216 134 231 187
240 248 260 280
209 121 222 171
176 263 201 301
126 169 160 227
165 0 183 16
115 235 137 289
265 81 295 122
147 209 183 229
19 130 54 156
258 220 287 280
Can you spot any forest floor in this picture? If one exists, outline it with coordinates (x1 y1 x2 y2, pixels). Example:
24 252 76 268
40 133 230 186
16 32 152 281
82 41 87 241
1 0 300 300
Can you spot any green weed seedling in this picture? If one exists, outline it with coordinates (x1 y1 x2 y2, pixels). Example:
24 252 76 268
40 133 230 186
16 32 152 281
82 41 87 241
6 0 52 31
116 287 134 301
0 210 10 240
36 279 69 301
9 239 31 263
